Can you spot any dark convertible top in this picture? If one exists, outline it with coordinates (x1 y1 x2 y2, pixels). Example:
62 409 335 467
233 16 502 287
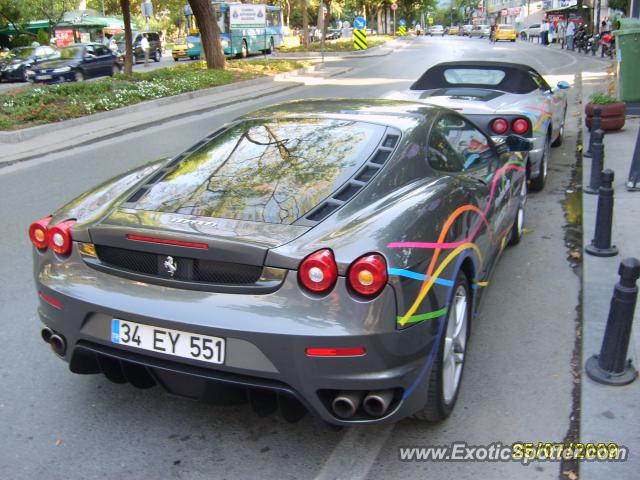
410 61 542 94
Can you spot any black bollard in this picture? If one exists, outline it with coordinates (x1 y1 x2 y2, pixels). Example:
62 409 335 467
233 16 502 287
584 129 605 195
584 107 603 159
586 169 619 257
626 125 640 191
586 258 640 385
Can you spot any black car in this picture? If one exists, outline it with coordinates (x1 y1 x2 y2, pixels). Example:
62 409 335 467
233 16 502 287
113 31 162 63
0 45 59 82
29 43 120 84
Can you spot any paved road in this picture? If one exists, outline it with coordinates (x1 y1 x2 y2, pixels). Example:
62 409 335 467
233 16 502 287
0 36 608 479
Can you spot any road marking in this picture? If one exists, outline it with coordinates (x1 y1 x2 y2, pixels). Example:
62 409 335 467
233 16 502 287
314 424 395 480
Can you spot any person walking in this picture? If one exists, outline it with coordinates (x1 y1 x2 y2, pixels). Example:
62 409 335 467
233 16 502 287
566 20 575 51
540 19 548 45
141 33 150 67
558 21 566 49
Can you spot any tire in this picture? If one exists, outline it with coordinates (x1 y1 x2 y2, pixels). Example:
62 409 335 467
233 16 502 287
240 40 248 59
508 178 527 246
74 70 84 82
413 270 471 422
552 108 566 147
154 49 161 62
530 133 550 191
265 37 274 54
174 57 179 62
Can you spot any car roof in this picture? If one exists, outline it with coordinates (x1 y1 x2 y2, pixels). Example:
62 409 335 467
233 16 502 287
240 99 440 132
421 60 536 73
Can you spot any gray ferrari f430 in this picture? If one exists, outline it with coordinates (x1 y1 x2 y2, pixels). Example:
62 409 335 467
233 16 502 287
31 99 530 425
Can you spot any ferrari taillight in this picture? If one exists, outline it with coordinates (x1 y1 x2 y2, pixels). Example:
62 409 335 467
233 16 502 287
298 249 338 294
491 118 509 135
47 220 76 256
512 118 530 135
347 253 388 298
29 217 52 250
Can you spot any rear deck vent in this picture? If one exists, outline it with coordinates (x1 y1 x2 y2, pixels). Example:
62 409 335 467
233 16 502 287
383 135 399 148
334 183 362 202
306 202 340 222
126 187 148 204
146 170 166 185
370 149 391 165
355 165 380 183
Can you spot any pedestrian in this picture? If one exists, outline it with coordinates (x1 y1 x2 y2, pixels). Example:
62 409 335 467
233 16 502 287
141 33 150 67
540 20 547 45
548 21 554 44
566 20 575 51
558 21 566 49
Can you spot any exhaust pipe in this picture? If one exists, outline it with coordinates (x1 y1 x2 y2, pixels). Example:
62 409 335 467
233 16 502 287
363 390 394 418
331 391 364 419
49 334 66 357
41 327 54 344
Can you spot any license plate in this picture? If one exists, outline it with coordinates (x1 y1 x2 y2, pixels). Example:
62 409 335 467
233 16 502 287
111 319 225 364
36 75 52 80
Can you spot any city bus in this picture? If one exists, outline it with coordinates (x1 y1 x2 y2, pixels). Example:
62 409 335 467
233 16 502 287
187 2 283 59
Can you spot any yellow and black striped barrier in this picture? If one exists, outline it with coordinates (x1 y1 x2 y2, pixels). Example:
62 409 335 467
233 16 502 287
353 28 367 50
398 25 407 36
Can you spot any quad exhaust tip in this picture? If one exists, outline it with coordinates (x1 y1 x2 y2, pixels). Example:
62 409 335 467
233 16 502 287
42 328 66 357
363 390 394 418
331 389 395 419
332 391 365 419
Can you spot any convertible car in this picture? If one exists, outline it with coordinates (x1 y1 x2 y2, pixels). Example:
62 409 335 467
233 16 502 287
387 61 569 191
31 99 529 425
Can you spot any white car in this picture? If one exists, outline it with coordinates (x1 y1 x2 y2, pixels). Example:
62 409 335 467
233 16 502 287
387 61 570 191
469 25 491 38
429 25 445 36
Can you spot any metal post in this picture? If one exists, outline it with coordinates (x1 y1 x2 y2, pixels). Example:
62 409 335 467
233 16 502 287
584 107 602 158
586 169 619 257
319 2 325 64
626 126 640 191
393 10 396 37
584 128 605 194
585 257 640 385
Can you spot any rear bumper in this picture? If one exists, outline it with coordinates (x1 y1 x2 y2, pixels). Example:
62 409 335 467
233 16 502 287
35 247 441 425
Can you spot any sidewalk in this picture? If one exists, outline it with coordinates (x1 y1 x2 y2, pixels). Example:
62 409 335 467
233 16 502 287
579 71 640 479
0 65 349 167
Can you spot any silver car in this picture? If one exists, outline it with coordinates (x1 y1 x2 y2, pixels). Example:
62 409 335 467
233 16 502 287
429 25 445 36
388 61 569 190
469 25 491 38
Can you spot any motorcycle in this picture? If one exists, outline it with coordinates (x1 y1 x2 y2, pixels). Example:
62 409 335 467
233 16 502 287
586 34 599 55
599 32 615 58
574 27 588 53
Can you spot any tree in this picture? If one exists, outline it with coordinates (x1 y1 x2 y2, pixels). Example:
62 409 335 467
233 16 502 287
187 0 224 69
0 0 32 38
29 0 76 35
120 0 133 74
301 0 309 45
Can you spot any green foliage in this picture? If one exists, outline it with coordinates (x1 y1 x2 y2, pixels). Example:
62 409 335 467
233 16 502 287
35 29 49 45
589 92 619 105
0 59 310 130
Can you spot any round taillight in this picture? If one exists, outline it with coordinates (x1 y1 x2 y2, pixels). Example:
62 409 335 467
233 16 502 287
298 249 338 294
29 217 52 250
47 220 76 256
348 253 388 297
512 118 529 135
491 118 509 135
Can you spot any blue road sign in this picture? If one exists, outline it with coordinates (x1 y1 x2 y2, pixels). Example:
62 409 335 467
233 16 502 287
412 20 417 25
399 19 406 26
354 16 366 30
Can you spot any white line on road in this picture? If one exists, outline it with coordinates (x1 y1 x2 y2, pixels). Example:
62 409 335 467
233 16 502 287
314 424 395 480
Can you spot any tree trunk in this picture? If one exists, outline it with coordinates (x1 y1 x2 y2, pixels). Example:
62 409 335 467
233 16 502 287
188 0 225 69
119 0 133 75
302 0 309 46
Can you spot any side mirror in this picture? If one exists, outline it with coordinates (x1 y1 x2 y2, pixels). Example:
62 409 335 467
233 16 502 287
557 80 570 90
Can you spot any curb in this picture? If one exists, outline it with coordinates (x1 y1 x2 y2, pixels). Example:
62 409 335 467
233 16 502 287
272 38 405 60
0 64 318 145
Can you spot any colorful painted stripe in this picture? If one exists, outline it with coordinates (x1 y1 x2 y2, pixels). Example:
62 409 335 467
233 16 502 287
387 268 454 287
398 307 448 326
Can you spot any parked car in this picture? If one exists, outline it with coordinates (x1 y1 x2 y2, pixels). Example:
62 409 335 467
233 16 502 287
171 38 189 61
388 61 570 191
186 33 201 60
0 45 59 82
520 24 541 41
113 31 162 63
469 25 491 38
462 24 474 36
494 24 517 42
31 99 530 425
28 43 120 83
448 26 460 35
430 25 445 36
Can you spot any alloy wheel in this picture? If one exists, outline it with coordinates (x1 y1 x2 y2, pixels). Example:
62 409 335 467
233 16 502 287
442 284 468 404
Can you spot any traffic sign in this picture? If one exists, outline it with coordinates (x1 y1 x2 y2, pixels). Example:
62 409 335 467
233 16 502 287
390 3 398 11
354 16 366 30
353 28 367 50
399 19 406 26
428 17 434 25
412 20 417 25
398 25 407 36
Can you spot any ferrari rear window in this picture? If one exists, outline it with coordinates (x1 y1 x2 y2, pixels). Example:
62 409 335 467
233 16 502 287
134 118 386 224
443 69 506 85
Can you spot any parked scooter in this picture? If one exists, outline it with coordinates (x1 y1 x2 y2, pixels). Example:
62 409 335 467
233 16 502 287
574 26 588 53
586 34 599 55
599 32 615 58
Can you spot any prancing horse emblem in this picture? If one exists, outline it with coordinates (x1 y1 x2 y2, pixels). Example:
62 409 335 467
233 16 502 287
163 256 177 277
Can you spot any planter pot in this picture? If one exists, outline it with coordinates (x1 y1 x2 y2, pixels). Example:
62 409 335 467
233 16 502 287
585 102 626 131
